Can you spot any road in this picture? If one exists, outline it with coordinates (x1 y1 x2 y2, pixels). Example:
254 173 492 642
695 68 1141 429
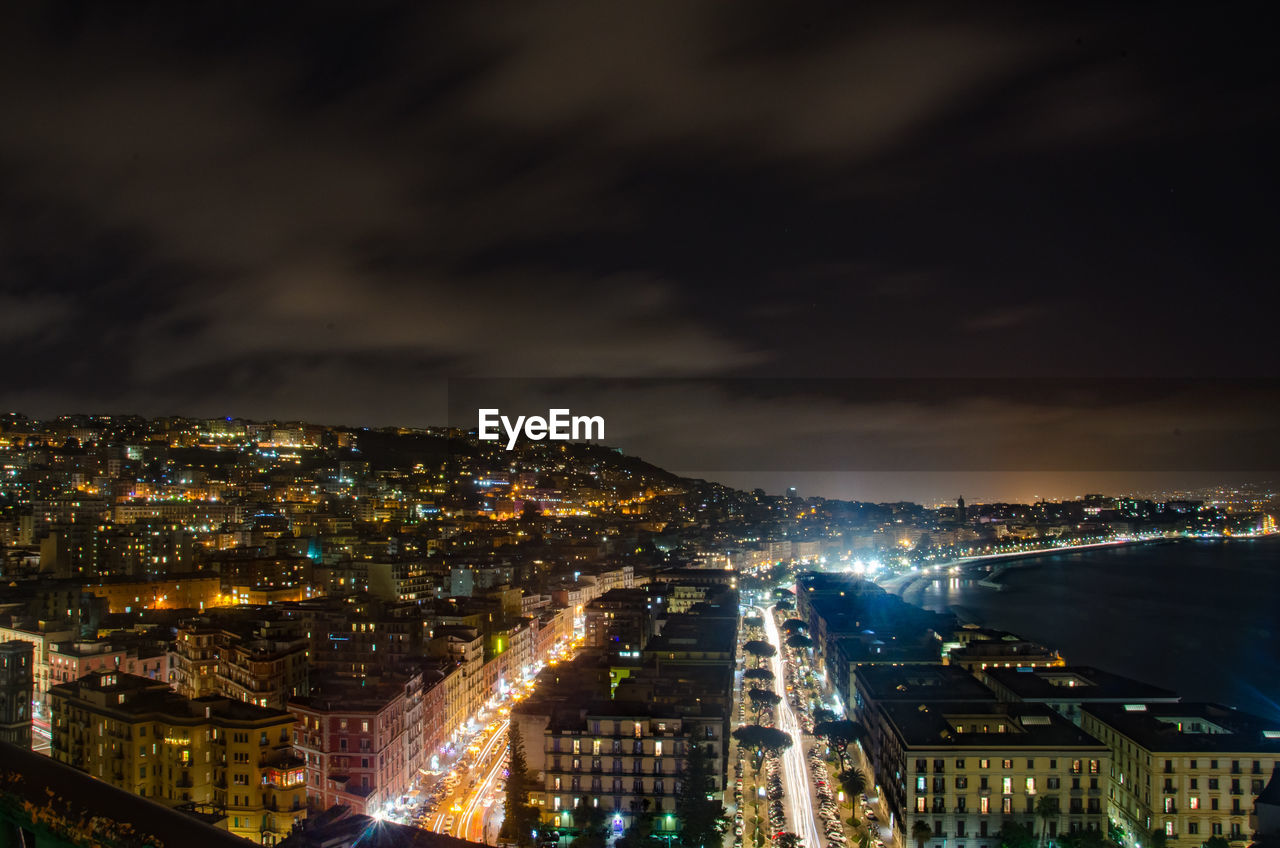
761 604 823 848
420 633 583 841
32 715 51 754
458 719 510 843
426 717 510 841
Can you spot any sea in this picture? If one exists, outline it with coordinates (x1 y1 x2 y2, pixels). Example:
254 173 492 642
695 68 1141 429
900 536 1280 721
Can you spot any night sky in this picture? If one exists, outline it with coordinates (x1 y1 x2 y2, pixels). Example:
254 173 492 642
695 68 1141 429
2 3 1277 501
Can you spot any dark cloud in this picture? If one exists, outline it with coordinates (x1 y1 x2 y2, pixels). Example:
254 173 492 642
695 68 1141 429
1 2 1276 498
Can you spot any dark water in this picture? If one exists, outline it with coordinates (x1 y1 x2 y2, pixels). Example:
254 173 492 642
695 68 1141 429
905 537 1280 721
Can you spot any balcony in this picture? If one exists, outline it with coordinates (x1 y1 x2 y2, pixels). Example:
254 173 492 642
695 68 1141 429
1163 786 1178 794
1089 788 1102 796
1230 788 1243 795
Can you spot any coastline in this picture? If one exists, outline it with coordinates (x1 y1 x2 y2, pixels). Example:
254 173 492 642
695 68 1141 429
873 534 1280 720
878 535 1179 603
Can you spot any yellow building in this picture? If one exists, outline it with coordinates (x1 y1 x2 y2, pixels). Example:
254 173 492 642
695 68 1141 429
82 576 223 613
1081 704 1280 847
872 701 1112 847
50 670 306 844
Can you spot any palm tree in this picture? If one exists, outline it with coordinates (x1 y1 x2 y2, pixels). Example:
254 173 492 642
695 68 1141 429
838 767 867 803
1034 796 1059 848
912 820 934 848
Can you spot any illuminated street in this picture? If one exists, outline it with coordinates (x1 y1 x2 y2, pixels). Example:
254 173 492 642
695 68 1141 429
418 709 517 843
411 634 583 842
760 604 823 848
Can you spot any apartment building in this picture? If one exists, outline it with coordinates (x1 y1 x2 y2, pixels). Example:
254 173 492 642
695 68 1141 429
0 640 34 747
532 703 711 842
0 621 75 717
50 639 169 687
170 615 309 710
49 670 306 843
288 674 418 817
583 588 659 655
1081 703 1280 847
945 628 1065 673
877 700 1111 847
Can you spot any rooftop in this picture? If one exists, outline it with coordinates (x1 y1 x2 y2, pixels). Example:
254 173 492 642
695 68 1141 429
983 666 1180 704
1082 703 1280 754
855 664 997 703
52 670 293 725
881 701 1108 750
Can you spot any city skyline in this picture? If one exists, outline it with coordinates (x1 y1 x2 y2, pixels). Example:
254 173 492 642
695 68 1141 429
4 409 1276 507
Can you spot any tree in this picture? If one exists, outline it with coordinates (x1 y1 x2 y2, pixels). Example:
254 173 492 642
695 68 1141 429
838 767 867 801
743 640 777 666
1034 796 1060 848
569 797 609 848
616 801 661 848
813 720 866 770
1056 828 1113 848
774 588 795 598
775 833 803 848
748 687 781 716
996 819 1038 848
812 707 836 725
1202 837 1231 848
912 820 934 848
780 618 808 634
786 633 814 650
502 723 541 847
676 742 729 848
731 726 793 774
774 600 795 611
759 727 794 763
743 668 775 685
743 616 764 631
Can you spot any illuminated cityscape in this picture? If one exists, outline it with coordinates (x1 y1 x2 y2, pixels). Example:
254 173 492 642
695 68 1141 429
0 414 1277 848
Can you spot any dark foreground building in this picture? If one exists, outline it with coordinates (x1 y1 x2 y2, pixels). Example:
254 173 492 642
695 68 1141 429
0 740 244 847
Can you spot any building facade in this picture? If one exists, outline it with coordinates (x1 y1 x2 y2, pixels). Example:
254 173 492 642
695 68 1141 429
1081 704 1280 847
0 640 34 747
49 670 306 844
